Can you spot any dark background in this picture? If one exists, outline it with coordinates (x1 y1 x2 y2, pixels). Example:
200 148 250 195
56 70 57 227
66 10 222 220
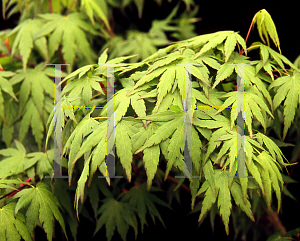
1 0 299 240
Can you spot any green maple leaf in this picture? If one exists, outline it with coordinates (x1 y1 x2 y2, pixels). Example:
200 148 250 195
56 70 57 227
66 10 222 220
13 183 67 241
0 203 32 241
45 95 80 152
216 171 232 235
254 151 284 212
26 149 54 180
62 110 99 181
135 109 185 176
6 18 49 72
215 87 274 138
223 32 247 62
71 117 143 213
61 71 105 107
131 122 161 191
193 31 247 60
196 170 222 223
99 79 147 127
0 140 36 179
81 0 110 29
244 64 273 108
0 71 18 124
34 12 98 73
115 118 142 182
121 182 172 233
94 197 138 241
9 63 65 150
231 181 255 222
252 9 281 53
269 70 300 140
248 42 299 75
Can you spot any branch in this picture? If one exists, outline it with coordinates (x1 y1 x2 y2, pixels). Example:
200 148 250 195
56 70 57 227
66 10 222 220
267 210 287 236
1 38 36 68
48 0 53 13
0 175 40 201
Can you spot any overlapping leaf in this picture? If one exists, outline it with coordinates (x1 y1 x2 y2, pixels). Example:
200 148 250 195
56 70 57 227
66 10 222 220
0 203 32 241
81 0 110 28
13 182 67 241
215 87 274 138
6 18 49 71
121 182 172 233
62 110 99 181
34 12 98 73
0 140 36 179
0 71 18 124
9 63 64 150
193 31 247 60
94 197 138 241
252 9 281 53
269 70 300 140
0 178 28 191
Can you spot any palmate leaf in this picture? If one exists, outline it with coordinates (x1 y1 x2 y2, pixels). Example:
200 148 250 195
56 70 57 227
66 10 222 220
71 120 108 216
196 170 222 223
115 118 143 182
34 12 98 73
249 42 299 74
135 109 184 151
231 181 255 222
81 0 110 29
71 117 143 210
135 108 201 180
6 18 49 71
98 79 147 127
216 171 232 235
243 64 273 108
13 183 67 241
254 151 283 212
215 87 274 138
0 140 36 179
0 71 18 124
121 182 172 233
133 122 161 191
10 63 56 119
9 63 64 150
61 73 105 106
26 149 54 180
193 31 247 60
94 197 138 241
255 132 287 166
45 95 80 153
62 110 99 181
252 9 281 53
18 98 45 151
128 49 216 114
269 70 300 140
0 203 32 241
212 53 251 90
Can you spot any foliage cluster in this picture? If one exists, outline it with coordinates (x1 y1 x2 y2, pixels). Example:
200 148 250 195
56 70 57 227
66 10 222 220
0 1 300 241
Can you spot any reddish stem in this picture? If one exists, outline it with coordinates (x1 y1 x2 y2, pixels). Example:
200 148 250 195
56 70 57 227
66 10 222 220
48 0 53 13
239 19 254 55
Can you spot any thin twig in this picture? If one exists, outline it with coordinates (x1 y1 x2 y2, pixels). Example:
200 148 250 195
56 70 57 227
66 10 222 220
48 0 53 13
65 0 77 16
240 15 255 55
